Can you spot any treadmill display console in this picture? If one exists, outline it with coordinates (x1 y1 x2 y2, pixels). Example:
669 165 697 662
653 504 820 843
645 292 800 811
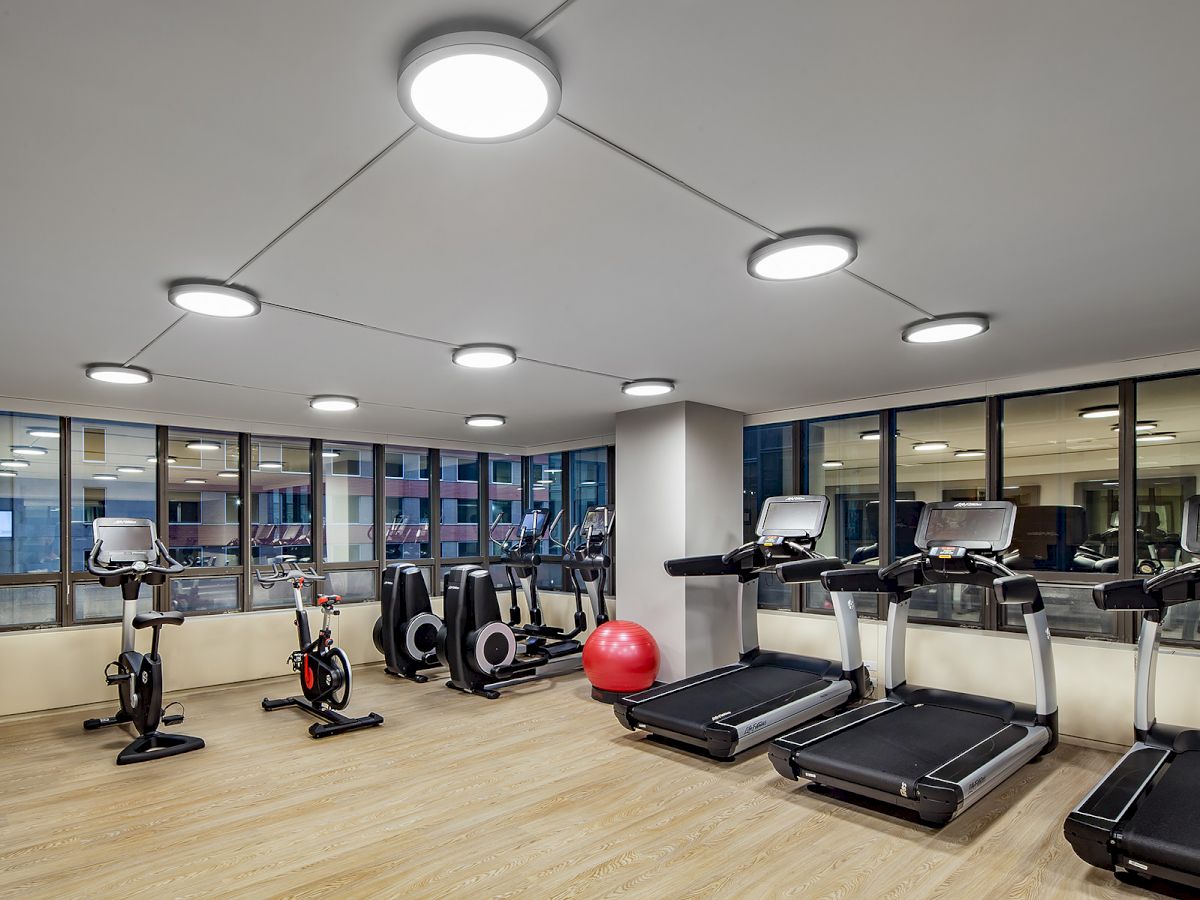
756 496 829 539
914 501 1017 553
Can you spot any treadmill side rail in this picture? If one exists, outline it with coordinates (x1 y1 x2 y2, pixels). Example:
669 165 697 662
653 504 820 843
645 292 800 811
919 724 1051 824
614 663 746 730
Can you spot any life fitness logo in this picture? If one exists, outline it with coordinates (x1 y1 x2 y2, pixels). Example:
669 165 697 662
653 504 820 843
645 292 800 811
953 502 983 508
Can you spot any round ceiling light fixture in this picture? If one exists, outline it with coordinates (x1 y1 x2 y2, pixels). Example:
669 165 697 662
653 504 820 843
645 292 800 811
258 461 283 470
26 426 59 439
10 445 47 457
398 32 561 142
821 460 845 469
115 466 145 474
168 282 260 318
622 379 675 397
94 473 118 481
0 459 31 469
1079 405 1120 420
954 449 986 459
85 364 152 385
217 470 239 479
1137 433 1177 444
310 395 359 412
859 430 881 442
1112 421 1157 433
901 314 990 344
0 470 15 478
747 233 857 281
322 449 341 459
913 441 950 452
465 414 506 428
184 478 206 485
186 440 222 452
452 344 517 369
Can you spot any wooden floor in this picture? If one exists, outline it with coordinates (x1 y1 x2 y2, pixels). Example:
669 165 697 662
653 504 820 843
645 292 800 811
0 667 1187 899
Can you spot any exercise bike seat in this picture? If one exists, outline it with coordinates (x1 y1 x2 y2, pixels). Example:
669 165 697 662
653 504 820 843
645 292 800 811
316 594 342 607
132 611 186 630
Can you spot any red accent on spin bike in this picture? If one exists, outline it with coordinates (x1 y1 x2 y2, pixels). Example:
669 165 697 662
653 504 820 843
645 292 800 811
317 594 342 606
303 653 315 690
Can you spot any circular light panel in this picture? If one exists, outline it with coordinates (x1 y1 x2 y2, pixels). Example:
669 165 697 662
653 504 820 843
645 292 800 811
901 315 990 344
622 379 675 397
1079 406 1120 420
0 459 31 469
859 431 881 441
0 471 15 478
1112 422 1157 433
186 440 222 451
27 427 59 439
10 445 47 456
954 450 986 459
258 462 283 470
821 460 844 469
217 470 239 479
465 414 506 428
398 32 561 142
748 234 857 281
184 478 206 484
115 466 144 474
452 344 517 368
310 395 358 412
85 364 152 385
322 449 341 459
913 441 950 452
93 473 118 481
168 283 260 318
1137 433 1177 443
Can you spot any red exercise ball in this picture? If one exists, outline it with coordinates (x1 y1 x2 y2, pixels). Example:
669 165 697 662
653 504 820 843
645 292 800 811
583 620 660 694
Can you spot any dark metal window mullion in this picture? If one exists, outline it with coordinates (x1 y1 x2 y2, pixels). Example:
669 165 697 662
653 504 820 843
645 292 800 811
1118 378 1139 644
792 420 805 613
374 443 386 573
429 448 441 592
58 415 71 627
877 409 896 620
984 397 1002 631
480 451 490 566
607 443 617 597
156 425 170 612
239 432 252 611
311 438 324 576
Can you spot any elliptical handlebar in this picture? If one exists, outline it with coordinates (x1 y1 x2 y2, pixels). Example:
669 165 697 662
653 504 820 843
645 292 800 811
86 538 185 578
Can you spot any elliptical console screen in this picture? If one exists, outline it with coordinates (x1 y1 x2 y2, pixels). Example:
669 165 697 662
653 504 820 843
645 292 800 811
917 502 1016 552
757 497 827 538
521 509 548 534
92 518 157 564
582 507 611 536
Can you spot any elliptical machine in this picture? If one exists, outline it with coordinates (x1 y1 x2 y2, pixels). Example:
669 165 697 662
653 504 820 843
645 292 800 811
491 508 561 635
83 517 205 765
257 557 383 737
373 563 443 682
438 506 614 699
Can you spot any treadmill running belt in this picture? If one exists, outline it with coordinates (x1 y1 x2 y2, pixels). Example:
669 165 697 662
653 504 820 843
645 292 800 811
633 666 827 740
1121 751 1200 874
792 703 1007 798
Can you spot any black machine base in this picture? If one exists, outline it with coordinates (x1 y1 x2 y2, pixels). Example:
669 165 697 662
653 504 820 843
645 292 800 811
446 680 501 701
262 695 384 737
591 685 635 705
83 707 134 730
115 729 205 766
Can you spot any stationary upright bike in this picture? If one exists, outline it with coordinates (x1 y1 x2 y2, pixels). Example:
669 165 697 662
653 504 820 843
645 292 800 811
83 517 205 765
257 557 383 737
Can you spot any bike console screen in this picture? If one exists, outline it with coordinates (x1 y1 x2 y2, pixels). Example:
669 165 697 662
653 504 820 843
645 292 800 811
915 502 1016 553
92 517 157 564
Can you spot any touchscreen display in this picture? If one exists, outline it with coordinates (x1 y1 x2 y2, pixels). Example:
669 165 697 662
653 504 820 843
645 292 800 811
923 507 1008 546
760 500 824 536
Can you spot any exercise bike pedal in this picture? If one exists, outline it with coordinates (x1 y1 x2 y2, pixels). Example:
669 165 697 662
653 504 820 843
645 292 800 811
162 713 185 726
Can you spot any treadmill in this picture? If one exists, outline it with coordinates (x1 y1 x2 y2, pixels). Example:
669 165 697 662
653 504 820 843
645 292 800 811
613 495 868 759
1065 494 1200 890
770 501 1059 825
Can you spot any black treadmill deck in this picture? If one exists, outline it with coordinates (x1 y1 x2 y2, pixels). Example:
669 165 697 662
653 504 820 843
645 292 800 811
792 703 1010 798
631 665 827 741
1121 751 1200 876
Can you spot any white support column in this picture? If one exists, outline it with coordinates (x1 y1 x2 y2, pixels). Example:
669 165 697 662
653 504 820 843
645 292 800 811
614 401 744 681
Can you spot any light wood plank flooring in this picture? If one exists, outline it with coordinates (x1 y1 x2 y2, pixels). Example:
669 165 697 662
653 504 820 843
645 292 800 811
0 667 1185 899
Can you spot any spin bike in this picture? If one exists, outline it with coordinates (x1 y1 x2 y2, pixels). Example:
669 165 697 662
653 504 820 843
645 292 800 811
257 557 383 737
83 517 205 765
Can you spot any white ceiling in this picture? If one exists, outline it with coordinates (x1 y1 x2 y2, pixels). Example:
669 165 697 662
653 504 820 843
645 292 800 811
2 0 1199 448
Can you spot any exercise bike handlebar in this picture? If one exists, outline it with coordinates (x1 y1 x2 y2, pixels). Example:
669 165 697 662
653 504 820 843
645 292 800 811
254 557 324 588
86 538 186 578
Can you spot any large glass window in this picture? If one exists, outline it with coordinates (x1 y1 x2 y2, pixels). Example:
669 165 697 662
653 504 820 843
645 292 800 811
743 425 794 610
70 419 156 621
1137 374 1200 642
0 412 61 576
166 428 240 568
250 436 312 607
440 450 480 558
1001 385 1120 636
384 446 430 560
0 584 57 627
804 414 880 613
323 442 374 563
570 447 609 530
488 454 524 589
896 402 988 625
169 576 239 614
